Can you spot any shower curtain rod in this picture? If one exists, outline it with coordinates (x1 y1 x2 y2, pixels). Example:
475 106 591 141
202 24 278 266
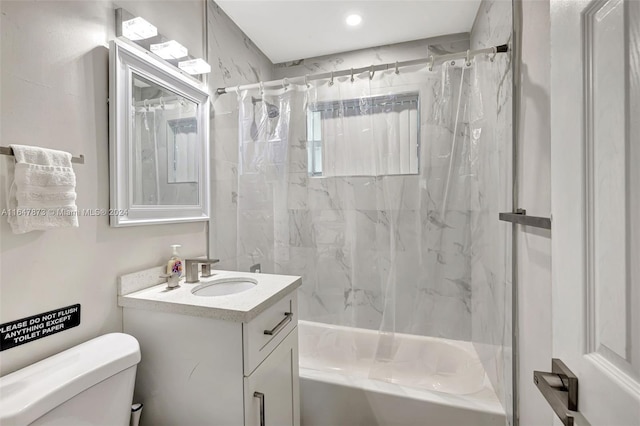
216 44 509 95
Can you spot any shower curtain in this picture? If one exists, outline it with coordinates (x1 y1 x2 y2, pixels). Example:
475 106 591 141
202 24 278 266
132 101 200 206
236 59 487 386
133 108 161 205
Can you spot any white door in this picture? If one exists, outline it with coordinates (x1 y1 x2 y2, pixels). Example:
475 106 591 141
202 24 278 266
551 0 640 424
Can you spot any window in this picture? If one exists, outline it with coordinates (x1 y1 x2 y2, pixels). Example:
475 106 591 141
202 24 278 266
306 92 420 177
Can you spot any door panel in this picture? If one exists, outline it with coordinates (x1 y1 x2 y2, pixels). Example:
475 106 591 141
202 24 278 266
587 0 628 364
551 0 640 424
630 0 640 378
585 0 639 377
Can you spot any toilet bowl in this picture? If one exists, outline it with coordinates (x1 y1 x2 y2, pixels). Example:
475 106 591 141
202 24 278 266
0 333 141 426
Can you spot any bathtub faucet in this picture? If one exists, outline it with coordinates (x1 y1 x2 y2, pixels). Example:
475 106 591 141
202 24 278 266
184 258 220 283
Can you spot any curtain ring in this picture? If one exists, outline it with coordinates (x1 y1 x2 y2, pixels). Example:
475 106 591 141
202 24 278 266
465 49 472 67
428 55 434 72
259 81 264 94
143 99 150 111
329 71 334 86
395 61 399 75
304 74 310 88
159 97 165 109
350 68 354 83
282 77 289 90
369 66 375 80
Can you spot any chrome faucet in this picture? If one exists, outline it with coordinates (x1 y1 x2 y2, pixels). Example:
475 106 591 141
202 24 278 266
184 258 220 283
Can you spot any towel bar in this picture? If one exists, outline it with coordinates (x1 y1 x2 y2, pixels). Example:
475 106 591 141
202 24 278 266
0 146 84 164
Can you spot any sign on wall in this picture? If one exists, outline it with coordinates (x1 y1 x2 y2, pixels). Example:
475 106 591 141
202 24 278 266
0 304 81 351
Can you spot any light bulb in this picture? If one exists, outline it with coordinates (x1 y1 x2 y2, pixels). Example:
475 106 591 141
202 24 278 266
346 14 362 27
151 40 188 60
178 58 211 75
122 17 157 41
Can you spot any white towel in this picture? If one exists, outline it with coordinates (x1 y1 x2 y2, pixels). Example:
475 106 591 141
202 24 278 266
7 144 78 234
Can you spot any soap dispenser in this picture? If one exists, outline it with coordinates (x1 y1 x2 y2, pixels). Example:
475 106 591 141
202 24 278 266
164 244 183 289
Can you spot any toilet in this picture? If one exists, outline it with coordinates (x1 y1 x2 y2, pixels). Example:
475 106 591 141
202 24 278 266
0 333 141 426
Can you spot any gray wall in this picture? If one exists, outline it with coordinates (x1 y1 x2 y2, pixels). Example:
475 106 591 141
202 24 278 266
0 0 204 375
0 0 269 376
516 1 553 425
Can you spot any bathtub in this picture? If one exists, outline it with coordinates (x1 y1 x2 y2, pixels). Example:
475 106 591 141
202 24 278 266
298 321 506 426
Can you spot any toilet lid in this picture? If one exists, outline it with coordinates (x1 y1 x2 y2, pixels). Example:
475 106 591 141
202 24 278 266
0 333 140 425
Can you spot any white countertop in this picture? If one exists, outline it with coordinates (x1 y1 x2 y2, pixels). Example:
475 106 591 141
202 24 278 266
118 269 301 323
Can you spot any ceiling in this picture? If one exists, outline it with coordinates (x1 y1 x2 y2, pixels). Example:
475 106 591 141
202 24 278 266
216 1 482 63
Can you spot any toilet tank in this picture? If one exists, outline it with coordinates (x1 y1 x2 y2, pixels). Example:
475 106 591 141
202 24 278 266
0 333 141 426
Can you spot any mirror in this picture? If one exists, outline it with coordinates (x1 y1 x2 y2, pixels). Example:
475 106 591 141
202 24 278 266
167 118 198 184
109 38 209 226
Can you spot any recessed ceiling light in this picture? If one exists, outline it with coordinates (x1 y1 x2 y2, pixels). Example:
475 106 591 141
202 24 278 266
346 14 362 27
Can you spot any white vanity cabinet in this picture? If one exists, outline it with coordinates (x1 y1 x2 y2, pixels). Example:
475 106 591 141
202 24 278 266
119 270 300 426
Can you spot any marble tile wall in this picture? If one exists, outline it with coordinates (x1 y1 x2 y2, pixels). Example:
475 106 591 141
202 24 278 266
207 1 273 270
239 36 480 342
274 34 470 80
209 6 513 416
470 0 513 423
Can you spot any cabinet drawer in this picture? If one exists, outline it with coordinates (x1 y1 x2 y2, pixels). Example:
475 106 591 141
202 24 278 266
243 291 297 375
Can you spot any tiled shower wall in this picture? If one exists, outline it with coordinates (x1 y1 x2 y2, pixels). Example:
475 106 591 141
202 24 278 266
470 0 514 422
232 34 481 342
207 0 273 269
209 4 513 418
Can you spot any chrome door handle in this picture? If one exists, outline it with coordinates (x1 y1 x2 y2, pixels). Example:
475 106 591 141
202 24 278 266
254 391 265 426
264 312 292 336
534 359 590 426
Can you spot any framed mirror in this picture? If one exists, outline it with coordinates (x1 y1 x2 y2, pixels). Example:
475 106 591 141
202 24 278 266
109 38 210 227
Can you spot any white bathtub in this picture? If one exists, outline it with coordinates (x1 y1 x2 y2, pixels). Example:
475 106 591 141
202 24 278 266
298 320 506 426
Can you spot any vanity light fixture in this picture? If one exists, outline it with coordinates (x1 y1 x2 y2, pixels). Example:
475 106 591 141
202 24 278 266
178 58 211 75
121 17 157 40
150 40 188 60
346 14 362 27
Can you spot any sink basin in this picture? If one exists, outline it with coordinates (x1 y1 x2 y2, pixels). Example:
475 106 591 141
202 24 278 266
192 277 258 297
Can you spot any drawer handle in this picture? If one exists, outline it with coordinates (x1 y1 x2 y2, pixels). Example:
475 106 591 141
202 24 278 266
263 312 292 336
254 391 265 426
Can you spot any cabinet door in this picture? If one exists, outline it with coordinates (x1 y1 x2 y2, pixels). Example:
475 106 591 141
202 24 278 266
244 327 299 426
